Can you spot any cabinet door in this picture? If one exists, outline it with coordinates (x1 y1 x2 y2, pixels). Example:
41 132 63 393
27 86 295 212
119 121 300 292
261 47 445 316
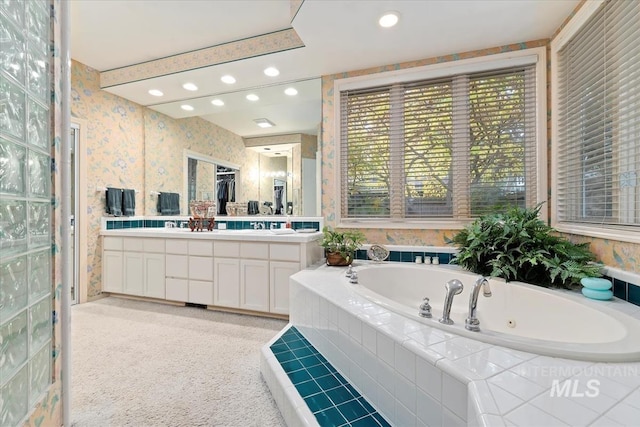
270 261 299 315
102 250 123 293
166 278 188 302
123 252 144 296
188 280 214 305
214 258 240 308
240 260 269 312
144 253 165 299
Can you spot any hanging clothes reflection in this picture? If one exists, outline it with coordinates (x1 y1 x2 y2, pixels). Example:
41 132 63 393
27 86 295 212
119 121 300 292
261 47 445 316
217 167 236 215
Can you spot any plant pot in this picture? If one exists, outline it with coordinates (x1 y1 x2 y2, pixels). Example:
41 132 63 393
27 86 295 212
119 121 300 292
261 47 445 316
326 251 353 266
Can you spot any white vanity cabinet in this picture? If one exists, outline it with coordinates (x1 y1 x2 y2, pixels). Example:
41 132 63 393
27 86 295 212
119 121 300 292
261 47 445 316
103 237 124 293
165 239 189 301
143 239 166 299
270 261 299 315
269 244 301 315
103 237 166 298
101 229 324 317
187 241 214 305
239 242 270 312
213 241 241 308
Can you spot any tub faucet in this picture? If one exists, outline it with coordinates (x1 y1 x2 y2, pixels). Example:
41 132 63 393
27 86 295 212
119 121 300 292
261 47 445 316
251 222 265 230
439 279 464 325
465 277 492 332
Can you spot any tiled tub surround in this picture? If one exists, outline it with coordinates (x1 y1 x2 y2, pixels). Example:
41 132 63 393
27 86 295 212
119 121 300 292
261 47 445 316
261 326 391 427
282 263 640 427
101 215 323 232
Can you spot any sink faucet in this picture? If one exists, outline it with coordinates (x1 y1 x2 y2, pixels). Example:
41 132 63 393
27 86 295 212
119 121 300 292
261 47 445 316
465 277 492 332
439 279 464 325
251 222 265 230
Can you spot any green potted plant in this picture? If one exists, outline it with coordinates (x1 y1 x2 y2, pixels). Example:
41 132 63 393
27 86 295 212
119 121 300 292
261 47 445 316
320 226 366 266
447 204 602 288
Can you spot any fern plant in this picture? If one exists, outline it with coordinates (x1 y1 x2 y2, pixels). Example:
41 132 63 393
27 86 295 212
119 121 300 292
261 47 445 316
447 204 602 288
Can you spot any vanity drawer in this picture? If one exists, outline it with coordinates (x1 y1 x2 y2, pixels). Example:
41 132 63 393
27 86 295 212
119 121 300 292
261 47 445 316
123 238 143 252
103 237 122 251
241 242 269 259
214 241 240 257
166 254 188 278
270 244 300 262
189 240 213 256
143 238 165 253
166 239 188 254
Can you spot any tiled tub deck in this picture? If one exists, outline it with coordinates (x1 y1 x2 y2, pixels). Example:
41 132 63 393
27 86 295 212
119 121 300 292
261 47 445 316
262 262 640 426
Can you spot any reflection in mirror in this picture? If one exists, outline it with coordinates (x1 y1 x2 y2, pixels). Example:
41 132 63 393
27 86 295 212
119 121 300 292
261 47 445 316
274 179 286 214
258 152 290 215
183 150 239 215
248 135 319 216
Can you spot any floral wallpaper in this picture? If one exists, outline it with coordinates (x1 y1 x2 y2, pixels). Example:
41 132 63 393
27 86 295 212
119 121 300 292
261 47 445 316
320 37 640 274
70 60 145 299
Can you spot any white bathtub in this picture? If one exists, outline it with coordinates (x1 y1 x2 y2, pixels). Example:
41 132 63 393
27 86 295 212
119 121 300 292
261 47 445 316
351 263 640 362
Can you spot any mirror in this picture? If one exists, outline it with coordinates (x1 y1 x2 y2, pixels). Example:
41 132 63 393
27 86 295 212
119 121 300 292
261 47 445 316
183 150 239 216
144 78 320 216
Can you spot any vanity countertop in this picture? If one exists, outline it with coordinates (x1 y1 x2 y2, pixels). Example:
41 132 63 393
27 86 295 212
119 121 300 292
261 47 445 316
100 228 323 243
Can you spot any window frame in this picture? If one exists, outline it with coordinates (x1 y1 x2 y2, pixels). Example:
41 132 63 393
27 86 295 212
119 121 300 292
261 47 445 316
551 0 640 244
333 47 548 229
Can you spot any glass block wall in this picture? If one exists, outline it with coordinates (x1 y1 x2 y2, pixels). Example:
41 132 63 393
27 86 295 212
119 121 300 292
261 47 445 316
0 0 52 425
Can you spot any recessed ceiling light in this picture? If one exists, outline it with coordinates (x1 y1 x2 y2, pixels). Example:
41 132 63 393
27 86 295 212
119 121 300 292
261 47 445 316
211 99 224 106
181 104 194 111
182 82 198 91
254 118 275 128
284 87 298 96
246 94 260 101
221 75 236 84
379 11 399 28
148 89 163 96
264 67 280 77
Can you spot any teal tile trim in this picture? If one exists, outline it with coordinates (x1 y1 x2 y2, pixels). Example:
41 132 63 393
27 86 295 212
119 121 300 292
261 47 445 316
271 327 390 427
604 275 640 307
106 218 320 231
354 249 454 265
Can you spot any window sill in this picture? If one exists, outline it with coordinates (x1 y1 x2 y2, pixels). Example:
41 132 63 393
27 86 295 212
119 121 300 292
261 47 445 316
337 219 469 230
553 222 640 245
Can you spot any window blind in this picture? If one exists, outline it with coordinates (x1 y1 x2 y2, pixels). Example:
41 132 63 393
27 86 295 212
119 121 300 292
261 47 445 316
340 65 538 220
556 0 640 226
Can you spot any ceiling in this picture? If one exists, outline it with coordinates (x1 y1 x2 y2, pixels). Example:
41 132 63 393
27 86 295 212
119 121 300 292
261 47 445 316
70 0 580 139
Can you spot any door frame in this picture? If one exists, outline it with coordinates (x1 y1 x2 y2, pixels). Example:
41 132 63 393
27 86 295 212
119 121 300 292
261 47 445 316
71 118 88 303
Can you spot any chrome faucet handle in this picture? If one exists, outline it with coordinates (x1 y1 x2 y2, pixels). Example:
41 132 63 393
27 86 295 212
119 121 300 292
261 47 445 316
419 297 432 318
465 276 492 332
349 272 358 284
345 265 354 277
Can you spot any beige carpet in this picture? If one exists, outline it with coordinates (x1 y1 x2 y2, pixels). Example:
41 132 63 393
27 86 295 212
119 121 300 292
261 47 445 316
71 297 287 427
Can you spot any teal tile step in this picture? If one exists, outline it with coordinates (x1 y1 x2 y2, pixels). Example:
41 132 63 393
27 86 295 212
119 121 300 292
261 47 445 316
264 326 391 427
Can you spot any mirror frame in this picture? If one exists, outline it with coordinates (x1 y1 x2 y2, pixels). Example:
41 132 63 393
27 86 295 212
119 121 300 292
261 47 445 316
182 149 240 215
